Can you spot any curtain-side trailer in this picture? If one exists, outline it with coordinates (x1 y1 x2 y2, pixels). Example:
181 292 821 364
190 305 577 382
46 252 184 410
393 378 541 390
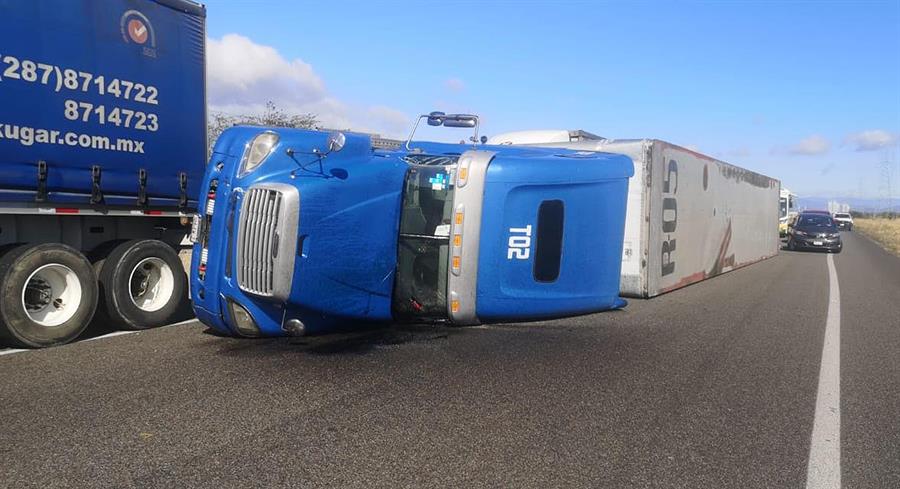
0 0 206 347
488 131 781 298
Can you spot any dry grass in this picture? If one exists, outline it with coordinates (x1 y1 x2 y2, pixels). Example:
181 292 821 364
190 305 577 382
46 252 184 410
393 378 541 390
854 218 900 257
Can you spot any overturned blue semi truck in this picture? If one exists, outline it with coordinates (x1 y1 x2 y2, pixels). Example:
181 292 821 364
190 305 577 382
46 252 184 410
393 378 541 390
191 114 634 336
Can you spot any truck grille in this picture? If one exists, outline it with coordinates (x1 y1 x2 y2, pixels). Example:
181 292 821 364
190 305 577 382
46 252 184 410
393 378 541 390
234 184 300 301
236 187 284 296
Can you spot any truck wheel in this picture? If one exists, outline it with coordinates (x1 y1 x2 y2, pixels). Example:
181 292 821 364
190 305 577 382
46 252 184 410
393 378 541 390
0 244 98 348
97 240 187 330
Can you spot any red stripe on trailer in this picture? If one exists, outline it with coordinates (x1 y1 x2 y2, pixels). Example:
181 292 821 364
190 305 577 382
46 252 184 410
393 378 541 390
55 208 79 214
143 210 164 215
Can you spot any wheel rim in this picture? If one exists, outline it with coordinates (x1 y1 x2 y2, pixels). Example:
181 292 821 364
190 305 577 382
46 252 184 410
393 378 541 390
129 257 175 312
22 264 83 327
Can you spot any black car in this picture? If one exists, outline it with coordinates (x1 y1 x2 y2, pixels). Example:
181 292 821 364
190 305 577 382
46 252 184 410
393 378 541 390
786 213 842 253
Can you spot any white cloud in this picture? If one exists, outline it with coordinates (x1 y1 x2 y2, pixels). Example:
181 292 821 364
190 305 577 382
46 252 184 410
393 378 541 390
844 130 899 151
207 34 325 107
207 34 409 137
783 135 831 156
444 78 465 93
365 106 409 132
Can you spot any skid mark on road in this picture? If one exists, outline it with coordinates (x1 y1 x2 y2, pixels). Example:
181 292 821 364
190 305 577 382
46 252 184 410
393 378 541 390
806 253 841 489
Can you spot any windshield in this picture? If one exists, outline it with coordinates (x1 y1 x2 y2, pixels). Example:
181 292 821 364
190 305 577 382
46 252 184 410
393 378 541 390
392 164 455 320
798 215 836 228
834 213 850 218
780 197 787 218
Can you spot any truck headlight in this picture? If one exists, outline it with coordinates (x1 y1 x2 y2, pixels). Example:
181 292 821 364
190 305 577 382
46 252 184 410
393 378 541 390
238 131 279 177
228 299 260 336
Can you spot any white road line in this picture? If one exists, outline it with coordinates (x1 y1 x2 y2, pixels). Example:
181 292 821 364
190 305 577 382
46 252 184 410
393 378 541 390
162 318 199 328
806 253 841 489
0 318 199 355
82 330 138 342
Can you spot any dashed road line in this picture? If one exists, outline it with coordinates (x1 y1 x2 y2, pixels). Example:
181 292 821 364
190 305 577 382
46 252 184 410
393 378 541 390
806 253 841 489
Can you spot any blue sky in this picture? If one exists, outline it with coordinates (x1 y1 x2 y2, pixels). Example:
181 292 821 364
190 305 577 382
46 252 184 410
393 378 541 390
202 0 900 199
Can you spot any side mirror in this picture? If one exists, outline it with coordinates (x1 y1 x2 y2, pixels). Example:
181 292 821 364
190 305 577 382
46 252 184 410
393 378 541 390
406 111 481 151
327 132 346 153
426 111 446 126
442 116 477 128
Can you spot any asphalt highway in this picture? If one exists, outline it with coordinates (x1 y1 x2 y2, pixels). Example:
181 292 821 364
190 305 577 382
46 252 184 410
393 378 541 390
1 231 898 488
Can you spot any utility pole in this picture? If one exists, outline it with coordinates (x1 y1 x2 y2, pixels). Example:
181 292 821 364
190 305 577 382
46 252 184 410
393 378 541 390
879 149 894 218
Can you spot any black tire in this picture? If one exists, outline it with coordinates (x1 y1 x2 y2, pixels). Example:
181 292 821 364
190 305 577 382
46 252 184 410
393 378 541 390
97 240 187 330
0 243 98 348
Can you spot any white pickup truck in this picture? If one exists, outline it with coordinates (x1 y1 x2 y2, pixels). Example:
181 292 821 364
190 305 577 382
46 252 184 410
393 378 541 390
832 212 854 231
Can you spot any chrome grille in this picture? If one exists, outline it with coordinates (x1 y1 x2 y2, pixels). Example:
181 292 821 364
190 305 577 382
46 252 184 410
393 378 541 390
236 187 283 296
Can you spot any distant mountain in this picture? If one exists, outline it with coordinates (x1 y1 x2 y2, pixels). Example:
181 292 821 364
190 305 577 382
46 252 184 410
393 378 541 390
797 196 900 213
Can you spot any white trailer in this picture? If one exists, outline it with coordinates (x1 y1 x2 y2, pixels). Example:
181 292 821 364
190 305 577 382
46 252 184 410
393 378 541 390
780 187 798 236
827 200 850 214
488 131 781 297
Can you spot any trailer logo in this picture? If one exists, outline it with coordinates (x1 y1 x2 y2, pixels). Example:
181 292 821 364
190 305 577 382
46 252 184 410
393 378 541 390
120 10 157 58
127 19 148 44
661 159 678 276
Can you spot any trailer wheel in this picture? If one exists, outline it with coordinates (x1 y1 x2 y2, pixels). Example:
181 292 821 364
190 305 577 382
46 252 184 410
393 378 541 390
97 240 186 330
0 244 98 348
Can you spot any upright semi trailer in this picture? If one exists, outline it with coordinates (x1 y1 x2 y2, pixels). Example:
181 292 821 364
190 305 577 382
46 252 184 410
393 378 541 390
0 0 206 347
488 131 781 298
779 187 798 236
190 114 634 338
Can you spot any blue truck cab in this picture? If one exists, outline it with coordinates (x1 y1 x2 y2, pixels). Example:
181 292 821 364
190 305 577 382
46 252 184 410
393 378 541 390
191 114 633 336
